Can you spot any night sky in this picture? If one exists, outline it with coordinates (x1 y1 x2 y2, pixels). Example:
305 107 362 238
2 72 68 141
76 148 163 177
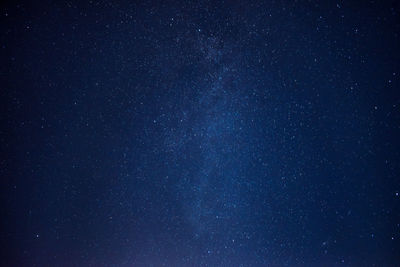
1 0 400 266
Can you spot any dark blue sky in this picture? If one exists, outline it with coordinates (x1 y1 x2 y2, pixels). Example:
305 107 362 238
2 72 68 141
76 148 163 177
1 0 400 266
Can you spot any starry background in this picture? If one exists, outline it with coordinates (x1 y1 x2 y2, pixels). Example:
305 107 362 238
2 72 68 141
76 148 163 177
1 0 400 266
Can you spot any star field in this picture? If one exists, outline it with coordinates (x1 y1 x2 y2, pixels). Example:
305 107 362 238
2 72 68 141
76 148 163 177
1 0 400 266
